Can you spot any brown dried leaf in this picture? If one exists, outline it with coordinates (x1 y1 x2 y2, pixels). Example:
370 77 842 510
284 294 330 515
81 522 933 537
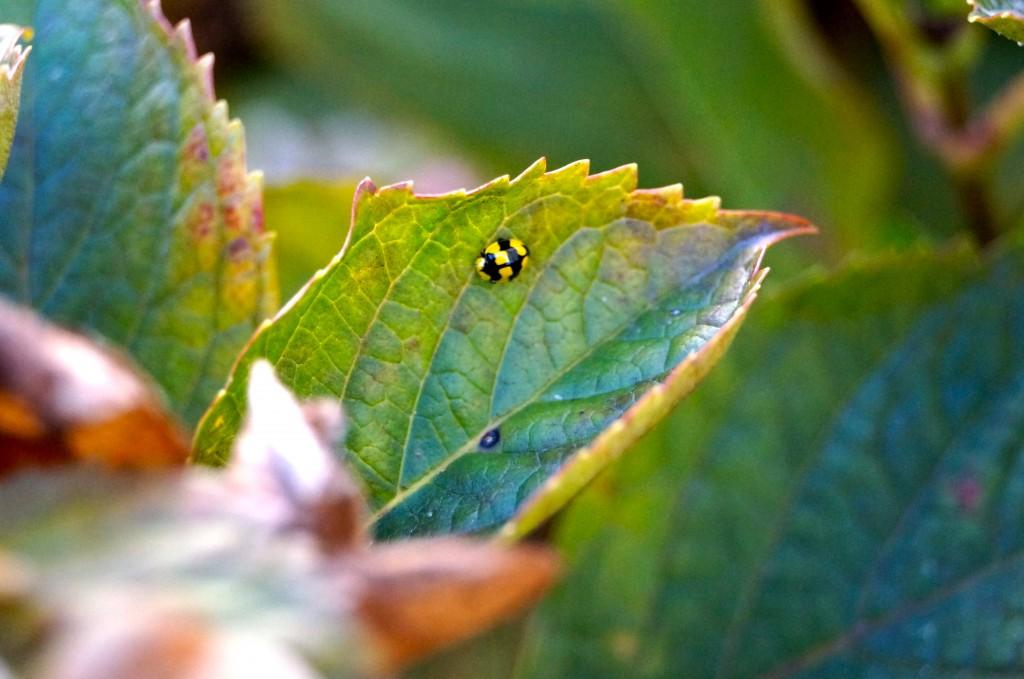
0 362 559 677
0 299 188 475
349 538 559 671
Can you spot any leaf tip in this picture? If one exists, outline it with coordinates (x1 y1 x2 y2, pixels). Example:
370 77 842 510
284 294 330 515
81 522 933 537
514 157 549 183
141 0 174 35
721 209 819 246
0 24 32 80
173 18 198 61
195 53 216 102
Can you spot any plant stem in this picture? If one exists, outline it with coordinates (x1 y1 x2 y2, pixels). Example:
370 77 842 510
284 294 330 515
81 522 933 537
853 0 1021 244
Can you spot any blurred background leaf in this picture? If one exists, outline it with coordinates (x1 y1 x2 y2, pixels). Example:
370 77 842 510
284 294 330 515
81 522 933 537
158 0 1024 290
243 0 891 258
265 182 355 301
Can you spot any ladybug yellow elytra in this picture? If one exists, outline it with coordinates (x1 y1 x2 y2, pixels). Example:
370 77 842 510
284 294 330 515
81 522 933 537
476 238 530 283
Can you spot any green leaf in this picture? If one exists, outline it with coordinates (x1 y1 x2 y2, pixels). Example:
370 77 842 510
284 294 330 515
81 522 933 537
0 25 30 181
249 0 893 251
193 159 812 538
265 181 356 302
497 244 1024 678
0 0 275 424
969 0 1024 42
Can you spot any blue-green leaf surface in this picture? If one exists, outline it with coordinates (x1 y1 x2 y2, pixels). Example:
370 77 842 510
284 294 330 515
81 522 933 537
0 0 274 424
500 244 1024 678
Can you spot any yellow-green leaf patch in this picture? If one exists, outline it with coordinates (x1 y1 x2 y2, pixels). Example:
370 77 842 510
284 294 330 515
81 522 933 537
194 159 812 538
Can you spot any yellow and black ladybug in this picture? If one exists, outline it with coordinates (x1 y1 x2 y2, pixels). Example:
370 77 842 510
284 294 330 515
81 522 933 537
476 238 530 283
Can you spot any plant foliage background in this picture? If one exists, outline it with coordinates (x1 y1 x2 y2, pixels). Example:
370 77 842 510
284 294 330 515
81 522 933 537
2 0 1024 677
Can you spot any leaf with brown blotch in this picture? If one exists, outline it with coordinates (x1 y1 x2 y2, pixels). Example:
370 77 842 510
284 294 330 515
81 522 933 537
0 361 559 678
0 298 189 476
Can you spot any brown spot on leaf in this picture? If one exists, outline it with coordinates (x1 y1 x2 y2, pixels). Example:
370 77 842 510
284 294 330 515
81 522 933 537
182 123 210 164
227 236 250 261
189 201 215 240
951 474 983 513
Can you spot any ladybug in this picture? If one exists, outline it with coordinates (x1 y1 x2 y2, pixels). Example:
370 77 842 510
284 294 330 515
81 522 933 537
476 238 530 283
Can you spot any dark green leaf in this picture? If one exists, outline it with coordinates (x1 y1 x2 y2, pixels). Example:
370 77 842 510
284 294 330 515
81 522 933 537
505 245 1024 678
194 160 811 538
0 0 274 424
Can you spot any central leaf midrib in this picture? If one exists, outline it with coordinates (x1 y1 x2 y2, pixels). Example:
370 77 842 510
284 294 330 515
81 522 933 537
369 233 759 525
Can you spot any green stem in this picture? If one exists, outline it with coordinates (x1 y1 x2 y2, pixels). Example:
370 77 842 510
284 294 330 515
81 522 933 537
853 0 1019 244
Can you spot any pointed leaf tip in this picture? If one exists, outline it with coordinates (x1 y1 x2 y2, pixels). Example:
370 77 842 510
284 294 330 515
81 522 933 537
968 0 1024 41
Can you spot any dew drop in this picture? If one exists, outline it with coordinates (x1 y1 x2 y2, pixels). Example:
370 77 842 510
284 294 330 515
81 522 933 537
553 393 564 401
670 309 682 317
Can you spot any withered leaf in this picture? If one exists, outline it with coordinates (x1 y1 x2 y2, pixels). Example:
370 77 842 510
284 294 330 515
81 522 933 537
0 298 188 476
0 361 559 677
349 538 558 672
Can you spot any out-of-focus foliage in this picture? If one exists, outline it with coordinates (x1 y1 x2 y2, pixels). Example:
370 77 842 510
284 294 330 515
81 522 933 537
0 0 274 425
0 358 558 679
246 0 892 255
265 181 355 301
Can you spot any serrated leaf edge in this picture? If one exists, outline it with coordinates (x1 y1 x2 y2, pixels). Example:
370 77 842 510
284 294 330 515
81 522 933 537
139 0 274 316
195 158 634 449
